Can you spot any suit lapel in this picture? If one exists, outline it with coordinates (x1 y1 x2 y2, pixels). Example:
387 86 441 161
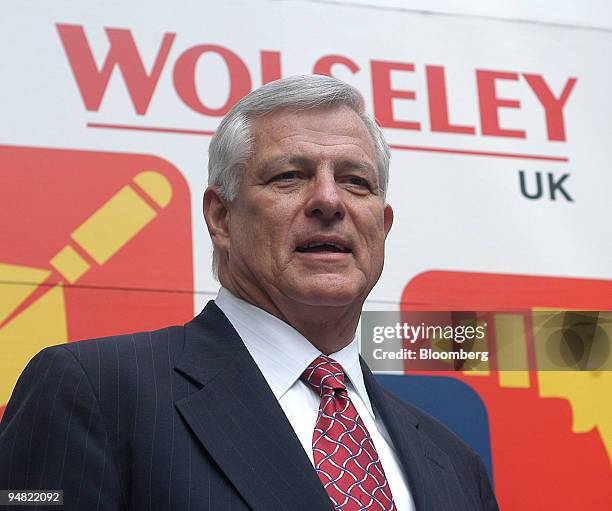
174 302 333 511
361 358 458 511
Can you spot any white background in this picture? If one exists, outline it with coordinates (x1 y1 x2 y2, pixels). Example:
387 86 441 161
1 0 611 314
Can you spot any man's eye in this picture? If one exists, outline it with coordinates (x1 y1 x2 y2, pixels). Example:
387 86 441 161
345 176 371 189
272 171 299 181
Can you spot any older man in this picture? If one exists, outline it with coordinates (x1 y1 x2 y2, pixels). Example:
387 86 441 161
0 75 498 510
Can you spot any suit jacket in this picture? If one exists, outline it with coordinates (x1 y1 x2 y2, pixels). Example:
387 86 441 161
0 301 498 510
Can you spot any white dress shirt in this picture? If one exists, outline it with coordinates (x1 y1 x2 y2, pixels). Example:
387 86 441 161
215 288 415 511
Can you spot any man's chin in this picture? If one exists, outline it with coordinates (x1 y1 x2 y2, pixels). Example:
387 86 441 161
284 277 367 308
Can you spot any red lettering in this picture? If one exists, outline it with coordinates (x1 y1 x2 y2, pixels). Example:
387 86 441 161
56 24 174 115
57 24 576 146
261 50 282 84
476 70 525 138
370 61 420 130
426 65 475 135
313 55 360 77
523 74 577 142
173 45 251 116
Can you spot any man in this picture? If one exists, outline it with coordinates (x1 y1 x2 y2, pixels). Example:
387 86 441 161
0 75 498 510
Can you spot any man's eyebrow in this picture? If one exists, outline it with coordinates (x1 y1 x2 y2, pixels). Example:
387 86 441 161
335 159 376 173
258 155 377 177
260 155 309 169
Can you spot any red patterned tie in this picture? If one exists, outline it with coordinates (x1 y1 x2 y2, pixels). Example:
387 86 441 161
301 355 396 511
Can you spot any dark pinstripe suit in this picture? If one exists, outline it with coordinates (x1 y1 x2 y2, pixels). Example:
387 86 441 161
0 302 498 510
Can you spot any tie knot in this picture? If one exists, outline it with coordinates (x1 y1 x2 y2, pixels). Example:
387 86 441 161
301 355 346 397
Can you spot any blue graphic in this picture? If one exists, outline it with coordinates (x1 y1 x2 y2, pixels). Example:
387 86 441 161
376 374 493 482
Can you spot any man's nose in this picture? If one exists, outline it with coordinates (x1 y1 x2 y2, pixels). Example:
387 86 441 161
304 173 346 221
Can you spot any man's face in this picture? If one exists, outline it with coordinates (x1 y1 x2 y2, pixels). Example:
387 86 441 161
223 105 393 309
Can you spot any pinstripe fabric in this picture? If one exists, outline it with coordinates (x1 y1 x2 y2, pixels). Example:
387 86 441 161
0 302 498 511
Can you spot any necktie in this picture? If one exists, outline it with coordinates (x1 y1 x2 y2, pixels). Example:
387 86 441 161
301 355 396 511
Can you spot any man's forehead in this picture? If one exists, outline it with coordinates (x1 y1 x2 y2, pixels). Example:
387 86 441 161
249 106 376 160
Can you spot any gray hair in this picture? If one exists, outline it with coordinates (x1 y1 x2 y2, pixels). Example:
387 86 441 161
207 74 391 277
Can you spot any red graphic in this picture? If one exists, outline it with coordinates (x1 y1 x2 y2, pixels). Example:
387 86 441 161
402 271 612 510
0 146 193 420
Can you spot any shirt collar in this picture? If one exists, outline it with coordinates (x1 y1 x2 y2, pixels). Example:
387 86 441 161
214 287 375 418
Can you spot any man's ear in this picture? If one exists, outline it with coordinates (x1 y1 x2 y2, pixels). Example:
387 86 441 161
203 187 231 253
383 203 394 238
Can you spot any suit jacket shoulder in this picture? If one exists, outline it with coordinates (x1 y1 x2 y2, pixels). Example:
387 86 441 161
0 325 190 511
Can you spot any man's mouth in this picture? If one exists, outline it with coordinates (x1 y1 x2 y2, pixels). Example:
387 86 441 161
296 242 351 253
295 237 352 254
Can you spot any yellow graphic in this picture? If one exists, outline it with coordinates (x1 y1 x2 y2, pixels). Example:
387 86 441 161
532 311 612 460
0 285 67 405
462 310 612 462
71 186 157 265
50 245 90 284
133 170 173 208
494 314 529 388
538 371 611 459
0 264 50 324
0 171 173 407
